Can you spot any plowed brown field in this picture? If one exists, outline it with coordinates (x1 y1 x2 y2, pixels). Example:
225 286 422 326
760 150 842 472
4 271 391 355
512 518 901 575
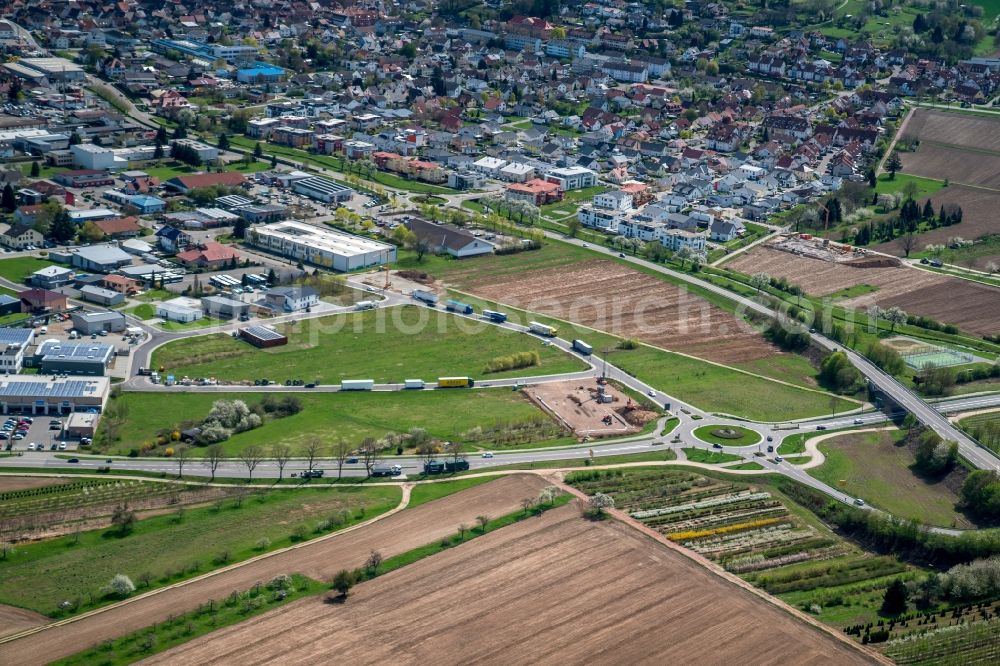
0 605 47 640
0 475 546 666
146 504 877 666
0 477 68 492
900 143 1000 190
457 260 779 365
726 246 1000 335
901 108 1000 152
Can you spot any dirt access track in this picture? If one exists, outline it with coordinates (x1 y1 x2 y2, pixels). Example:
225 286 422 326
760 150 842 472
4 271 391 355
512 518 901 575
458 260 780 365
726 245 1000 336
0 475 547 666
148 503 878 666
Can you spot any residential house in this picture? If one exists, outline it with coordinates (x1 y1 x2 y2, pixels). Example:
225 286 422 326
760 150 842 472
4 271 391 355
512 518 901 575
0 222 43 250
404 218 494 258
263 286 319 312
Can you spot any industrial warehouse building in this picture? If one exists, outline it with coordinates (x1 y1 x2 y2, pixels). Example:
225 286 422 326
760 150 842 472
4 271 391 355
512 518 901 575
33 340 115 376
156 299 202 323
201 295 249 320
239 325 288 348
71 311 127 335
290 176 354 203
0 375 110 415
249 220 395 271
78 285 125 307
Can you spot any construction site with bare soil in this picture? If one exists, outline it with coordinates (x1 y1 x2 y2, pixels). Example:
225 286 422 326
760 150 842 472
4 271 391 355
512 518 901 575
142 503 882 666
524 379 657 439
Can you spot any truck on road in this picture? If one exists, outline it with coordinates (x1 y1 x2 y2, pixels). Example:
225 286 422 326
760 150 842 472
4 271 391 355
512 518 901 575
482 309 508 323
412 289 438 306
529 321 558 337
445 299 473 314
371 464 402 477
437 376 474 388
423 459 470 474
572 339 593 355
341 379 375 391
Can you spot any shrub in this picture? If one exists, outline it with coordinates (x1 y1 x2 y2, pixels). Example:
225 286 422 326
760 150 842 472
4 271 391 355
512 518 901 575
106 574 136 599
483 350 540 374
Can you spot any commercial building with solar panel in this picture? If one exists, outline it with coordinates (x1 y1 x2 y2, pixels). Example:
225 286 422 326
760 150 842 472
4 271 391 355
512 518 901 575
32 340 115 376
0 375 110 415
239 325 288 349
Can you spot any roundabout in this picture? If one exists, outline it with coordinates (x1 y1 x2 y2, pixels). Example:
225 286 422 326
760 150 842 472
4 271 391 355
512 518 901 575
692 424 762 447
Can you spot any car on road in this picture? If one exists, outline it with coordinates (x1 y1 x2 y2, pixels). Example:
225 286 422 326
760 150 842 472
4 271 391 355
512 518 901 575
766 445 774 452
854 498 866 506
482 451 494 458
774 455 783 462
853 418 863 424
712 443 723 449
581 243 588 247
618 252 626 257
816 425 827 431
27 442 35 450
67 458 79 463
647 390 656 397
766 435 773 442
346 457 359 464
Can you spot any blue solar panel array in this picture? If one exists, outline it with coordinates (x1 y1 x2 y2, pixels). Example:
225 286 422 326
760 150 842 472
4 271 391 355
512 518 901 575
0 379 96 398
0 328 33 346
242 326 286 342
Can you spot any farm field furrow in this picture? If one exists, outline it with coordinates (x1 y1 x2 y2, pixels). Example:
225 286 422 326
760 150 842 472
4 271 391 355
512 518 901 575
900 143 1000 191
143 503 876 666
902 109 1000 153
447 259 780 365
0 475 546 666
725 246 1000 335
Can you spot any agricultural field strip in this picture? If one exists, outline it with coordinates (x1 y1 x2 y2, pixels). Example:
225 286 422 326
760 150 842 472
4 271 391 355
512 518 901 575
141 502 880 666
564 470 890 663
449 286 863 404
0 475 546 665
0 484 413 645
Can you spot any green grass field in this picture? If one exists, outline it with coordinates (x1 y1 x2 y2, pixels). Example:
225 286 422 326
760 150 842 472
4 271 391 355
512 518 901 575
151 306 585 384
124 303 156 320
141 161 270 181
0 256 58 284
682 447 742 464
875 173 945 200
0 485 400 616
693 424 762 447
97 389 563 456
808 430 973 528
157 316 223 332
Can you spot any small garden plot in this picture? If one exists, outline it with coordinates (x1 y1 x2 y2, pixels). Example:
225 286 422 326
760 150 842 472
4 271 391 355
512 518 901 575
567 469 840 573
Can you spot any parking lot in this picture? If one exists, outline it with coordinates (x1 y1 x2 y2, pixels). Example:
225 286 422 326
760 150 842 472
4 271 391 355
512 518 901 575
1 415 79 454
